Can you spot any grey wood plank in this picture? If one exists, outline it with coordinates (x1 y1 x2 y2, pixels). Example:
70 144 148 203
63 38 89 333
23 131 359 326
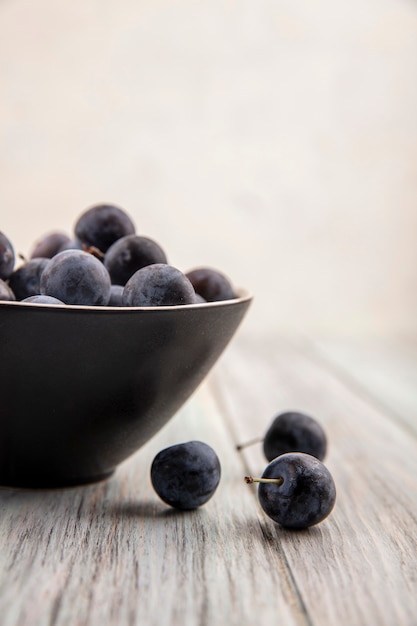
303 336 417 435
210 334 417 626
0 382 306 626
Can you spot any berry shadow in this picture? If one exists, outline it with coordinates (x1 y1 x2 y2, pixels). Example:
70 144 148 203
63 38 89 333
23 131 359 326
108 498 207 521
229 512 328 553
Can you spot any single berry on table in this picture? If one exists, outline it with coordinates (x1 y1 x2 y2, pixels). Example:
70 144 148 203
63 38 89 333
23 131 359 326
245 452 336 529
151 441 221 510
237 411 327 462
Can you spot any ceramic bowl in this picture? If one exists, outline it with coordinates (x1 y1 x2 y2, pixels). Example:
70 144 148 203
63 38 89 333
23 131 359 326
0 291 251 488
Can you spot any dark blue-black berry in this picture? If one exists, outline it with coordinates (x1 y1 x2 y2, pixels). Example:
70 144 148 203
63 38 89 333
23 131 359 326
0 278 15 301
151 441 221 510
107 284 124 306
263 411 327 461
0 232 15 280
237 411 327 462
104 234 168 285
8 258 50 300
30 231 71 259
40 249 111 306
74 203 135 253
186 267 235 302
123 263 196 307
246 452 336 529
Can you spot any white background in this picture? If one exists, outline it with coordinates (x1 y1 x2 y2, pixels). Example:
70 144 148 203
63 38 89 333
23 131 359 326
1 0 416 336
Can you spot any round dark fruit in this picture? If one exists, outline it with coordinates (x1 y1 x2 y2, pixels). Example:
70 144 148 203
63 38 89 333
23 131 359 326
246 452 336 529
8 258 50 300
122 263 196 307
40 249 111 306
74 203 135 253
0 278 15 301
151 441 221 510
104 234 168 285
0 232 15 280
107 284 124 306
186 267 235 302
30 232 71 259
263 411 327 462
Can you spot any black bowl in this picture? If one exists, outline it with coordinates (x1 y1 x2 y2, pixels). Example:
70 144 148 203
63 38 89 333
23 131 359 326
0 292 251 488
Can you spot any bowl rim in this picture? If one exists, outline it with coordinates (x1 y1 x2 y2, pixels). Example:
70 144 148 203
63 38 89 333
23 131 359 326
0 287 253 312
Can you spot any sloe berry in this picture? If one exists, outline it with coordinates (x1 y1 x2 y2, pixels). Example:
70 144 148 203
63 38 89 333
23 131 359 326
263 411 327 461
107 284 124 306
40 249 111 306
8 258 50 300
0 232 15 280
0 278 15 301
246 452 336 529
74 203 135 253
104 234 168 285
123 263 196 307
186 267 235 302
237 411 327 462
151 441 221 510
30 232 71 259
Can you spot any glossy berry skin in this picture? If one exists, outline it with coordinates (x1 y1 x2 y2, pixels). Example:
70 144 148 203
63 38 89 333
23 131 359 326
40 249 111 306
30 232 71 259
0 278 15 301
8 258 50 300
257 453 336 529
0 232 15 280
263 411 327 462
123 264 196 307
104 234 168 285
151 441 221 510
186 267 235 302
74 204 135 253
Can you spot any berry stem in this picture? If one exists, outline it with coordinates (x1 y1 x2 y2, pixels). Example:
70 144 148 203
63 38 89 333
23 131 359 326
244 476 284 486
236 436 264 451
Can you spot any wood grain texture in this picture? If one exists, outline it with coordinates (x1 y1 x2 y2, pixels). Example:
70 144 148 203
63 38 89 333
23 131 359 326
211 335 417 626
0 335 416 626
304 335 417 435
0 382 304 626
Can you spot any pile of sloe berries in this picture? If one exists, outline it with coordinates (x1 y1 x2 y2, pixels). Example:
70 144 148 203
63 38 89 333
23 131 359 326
0 203 236 306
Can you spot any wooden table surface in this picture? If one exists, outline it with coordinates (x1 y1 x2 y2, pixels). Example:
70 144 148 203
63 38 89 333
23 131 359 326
0 333 416 626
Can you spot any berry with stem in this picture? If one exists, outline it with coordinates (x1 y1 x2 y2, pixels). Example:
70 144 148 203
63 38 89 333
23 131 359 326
245 452 336 529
